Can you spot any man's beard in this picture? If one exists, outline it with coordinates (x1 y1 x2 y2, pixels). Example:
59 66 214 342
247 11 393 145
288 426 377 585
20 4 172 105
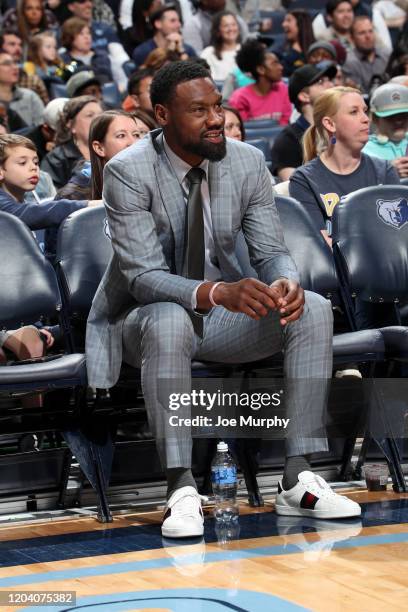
182 133 227 161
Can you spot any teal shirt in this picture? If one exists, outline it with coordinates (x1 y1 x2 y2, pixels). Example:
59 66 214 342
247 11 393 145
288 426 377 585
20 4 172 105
363 134 408 161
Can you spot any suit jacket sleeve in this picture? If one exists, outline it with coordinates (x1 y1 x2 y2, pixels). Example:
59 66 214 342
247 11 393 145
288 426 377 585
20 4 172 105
103 155 202 311
242 152 299 284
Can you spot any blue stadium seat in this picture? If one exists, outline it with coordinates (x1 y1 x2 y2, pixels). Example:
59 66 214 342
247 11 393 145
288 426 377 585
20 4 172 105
50 82 68 99
332 185 408 492
244 119 278 129
259 10 285 34
245 125 283 148
102 82 121 108
245 137 271 163
122 60 136 77
0 210 118 520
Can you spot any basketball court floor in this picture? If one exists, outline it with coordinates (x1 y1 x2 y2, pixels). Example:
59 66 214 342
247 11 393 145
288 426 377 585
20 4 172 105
0 485 407 611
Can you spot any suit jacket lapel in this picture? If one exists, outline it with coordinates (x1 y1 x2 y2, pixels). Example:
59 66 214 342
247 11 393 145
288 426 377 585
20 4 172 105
152 131 186 274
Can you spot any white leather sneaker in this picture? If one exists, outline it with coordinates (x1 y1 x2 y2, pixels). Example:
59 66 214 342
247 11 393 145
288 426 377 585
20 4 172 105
162 486 205 538
275 471 361 519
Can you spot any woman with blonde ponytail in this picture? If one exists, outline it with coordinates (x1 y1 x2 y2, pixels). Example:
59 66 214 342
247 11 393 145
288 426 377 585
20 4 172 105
289 86 400 246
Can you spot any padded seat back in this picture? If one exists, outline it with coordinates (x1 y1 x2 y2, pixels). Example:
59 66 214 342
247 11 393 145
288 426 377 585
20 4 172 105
235 196 339 299
246 138 271 162
245 125 283 148
0 211 62 327
56 207 113 319
275 195 339 298
332 185 408 302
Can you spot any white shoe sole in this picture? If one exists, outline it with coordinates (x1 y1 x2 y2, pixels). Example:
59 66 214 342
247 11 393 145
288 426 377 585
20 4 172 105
161 525 204 538
275 504 361 519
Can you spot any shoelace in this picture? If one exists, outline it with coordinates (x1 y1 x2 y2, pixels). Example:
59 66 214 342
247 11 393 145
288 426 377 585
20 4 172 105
302 474 339 500
171 493 205 518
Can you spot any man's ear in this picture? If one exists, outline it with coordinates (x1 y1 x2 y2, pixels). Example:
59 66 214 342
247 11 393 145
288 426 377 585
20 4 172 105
298 90 310 106
155 103 169 127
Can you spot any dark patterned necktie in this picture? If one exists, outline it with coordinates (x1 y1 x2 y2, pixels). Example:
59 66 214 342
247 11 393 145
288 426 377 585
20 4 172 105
184 167 206 337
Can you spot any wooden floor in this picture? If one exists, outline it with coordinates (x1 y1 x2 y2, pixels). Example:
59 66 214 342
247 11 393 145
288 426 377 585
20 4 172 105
0 487 407 611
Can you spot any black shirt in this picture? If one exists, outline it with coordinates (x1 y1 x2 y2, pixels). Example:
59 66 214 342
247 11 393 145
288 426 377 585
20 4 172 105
271 116 309 176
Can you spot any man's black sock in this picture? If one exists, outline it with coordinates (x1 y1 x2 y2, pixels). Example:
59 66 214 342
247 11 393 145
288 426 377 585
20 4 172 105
166 467 197 499
282 456 311 490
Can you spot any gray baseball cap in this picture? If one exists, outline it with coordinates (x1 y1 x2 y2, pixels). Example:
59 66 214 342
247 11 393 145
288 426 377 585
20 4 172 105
66 70 101 98
370 83 408 117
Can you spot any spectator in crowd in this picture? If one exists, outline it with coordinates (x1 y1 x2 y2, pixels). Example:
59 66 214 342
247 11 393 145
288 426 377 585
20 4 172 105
0 29 49 104
228 39 291 124
0 51 44 125
271 63 336 181
313 0 355 50
306 41 338 65
60 17 113 84
24 30 62 79
25 97 68 161
2 0 58 57
183 0 248 55
223 104 244 140
41 95 103 188
57 108 157 201
118 0 163 56
313 0 392 53
289 86 399 247
132 4 196 68
278 9 315 77
386 47 408 78
363 83 408 178
342 16 390 94
66 70 102 99
63 0 130 91
122 68 154 114
0 133 102 257
90 109 152 199
200 11 240 82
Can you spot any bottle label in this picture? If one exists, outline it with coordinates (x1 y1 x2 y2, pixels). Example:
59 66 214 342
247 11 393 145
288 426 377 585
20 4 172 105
211 466 237 485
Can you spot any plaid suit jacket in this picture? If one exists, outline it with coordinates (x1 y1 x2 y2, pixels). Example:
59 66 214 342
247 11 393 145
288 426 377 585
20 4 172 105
86 129 298 388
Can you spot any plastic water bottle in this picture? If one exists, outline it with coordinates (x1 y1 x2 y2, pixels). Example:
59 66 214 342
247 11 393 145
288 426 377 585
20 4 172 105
211 441 239 523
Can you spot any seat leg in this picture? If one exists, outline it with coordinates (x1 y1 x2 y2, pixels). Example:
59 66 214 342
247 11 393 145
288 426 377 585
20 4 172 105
90 441 113 523
339 437 358 481
353 436 371 479
373 437 407 493
230 439 264 507
57 447 73 509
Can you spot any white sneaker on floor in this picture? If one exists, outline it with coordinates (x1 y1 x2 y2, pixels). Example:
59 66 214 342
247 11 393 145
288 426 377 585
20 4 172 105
275 471 361 519
162 486 205 538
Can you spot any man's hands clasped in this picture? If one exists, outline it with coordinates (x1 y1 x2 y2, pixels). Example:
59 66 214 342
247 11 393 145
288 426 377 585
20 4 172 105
207 278 305 325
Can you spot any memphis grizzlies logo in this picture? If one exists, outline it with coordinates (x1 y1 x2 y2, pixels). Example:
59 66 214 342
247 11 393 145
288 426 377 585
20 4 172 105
103 217 112 240
377 198 408 229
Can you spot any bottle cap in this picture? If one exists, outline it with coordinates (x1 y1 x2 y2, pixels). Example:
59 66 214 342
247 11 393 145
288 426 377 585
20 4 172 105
217 441 228 452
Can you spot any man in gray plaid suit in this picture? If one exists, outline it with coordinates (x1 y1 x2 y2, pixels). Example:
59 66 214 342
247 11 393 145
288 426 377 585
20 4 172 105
86 61 361 537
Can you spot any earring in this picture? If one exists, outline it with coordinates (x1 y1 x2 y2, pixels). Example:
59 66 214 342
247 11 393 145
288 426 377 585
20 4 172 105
331 134 337 145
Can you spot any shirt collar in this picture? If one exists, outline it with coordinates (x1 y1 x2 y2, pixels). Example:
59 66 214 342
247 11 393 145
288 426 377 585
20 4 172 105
163 135 209 185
